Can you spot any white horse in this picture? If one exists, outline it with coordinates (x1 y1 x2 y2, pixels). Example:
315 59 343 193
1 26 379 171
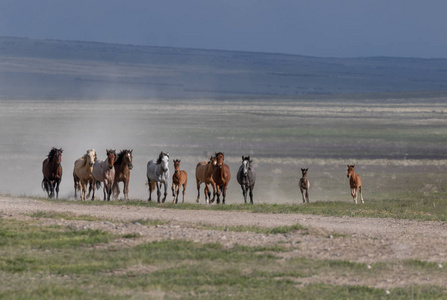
92 149 116 201
147 152 170 203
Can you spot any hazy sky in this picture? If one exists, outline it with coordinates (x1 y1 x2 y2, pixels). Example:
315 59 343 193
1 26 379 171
1 0 446 58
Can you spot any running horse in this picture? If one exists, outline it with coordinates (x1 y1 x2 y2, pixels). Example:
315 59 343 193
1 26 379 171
92 149 116 201
236 156 256 204
172 159 188 204
347 165 364 204
112 149 133 200
147 152 170 203
73 149 97 201
41 147 63 199
195 156 217 204
212 152 231 204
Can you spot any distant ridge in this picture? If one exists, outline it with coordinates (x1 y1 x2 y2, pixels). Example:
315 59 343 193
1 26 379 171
1 36 447 100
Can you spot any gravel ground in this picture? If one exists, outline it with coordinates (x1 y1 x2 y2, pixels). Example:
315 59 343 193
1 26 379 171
2 195 447 289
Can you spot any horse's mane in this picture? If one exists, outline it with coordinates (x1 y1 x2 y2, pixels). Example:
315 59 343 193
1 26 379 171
156 152 169 164
47 148 57 161
115 149 130 165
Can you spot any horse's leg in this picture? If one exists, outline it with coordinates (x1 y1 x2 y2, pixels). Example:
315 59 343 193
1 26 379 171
211 183 217 203
91 179 96 201
182 182 186 203
305 189 309 203
300 187 306 203
204 185 209 204
175 188 180 204
249 185 254 204
359 186 364 204
55 180 60 199
222 184 227 205
216 185 221 204
196 178 201 203
162 182 167 203
156 182 161 203
353 187 358 204
148 179 153 201
124 180 129 201
241 184 247 204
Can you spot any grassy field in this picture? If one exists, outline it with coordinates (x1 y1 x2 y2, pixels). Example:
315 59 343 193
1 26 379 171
1 216 446 299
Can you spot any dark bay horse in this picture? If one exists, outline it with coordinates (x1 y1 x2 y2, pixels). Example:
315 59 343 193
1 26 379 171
347 165 364 204
299 168 310 203
147 152 170 203
195 156 217 204
212 152 231 204
172 159 188 204
41 147 63 199
112 149 133 200
236 156 256 204
92 149 116 201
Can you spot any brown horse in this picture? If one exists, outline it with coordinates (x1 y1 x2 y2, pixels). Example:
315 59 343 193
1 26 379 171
172 159 188 204
73 149 96 201
347 165 364 204
299 168 310 203
92 149 116 201
195 156 217 204
41 147 63 199
112 149 133 200
213 152 231 204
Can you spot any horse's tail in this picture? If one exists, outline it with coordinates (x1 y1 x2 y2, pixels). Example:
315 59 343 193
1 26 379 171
41 179 46 192
95 181 102 189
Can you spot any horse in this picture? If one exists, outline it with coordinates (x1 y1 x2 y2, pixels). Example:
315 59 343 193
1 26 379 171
172 159 188 204
299 168 310 203
112 149 133 200
347 165 364 204
195 156 217 204
212 152 231 204
236 156 256 204
92 149 116 201
41 147 63 199
147 152 170 203
73 149 96 201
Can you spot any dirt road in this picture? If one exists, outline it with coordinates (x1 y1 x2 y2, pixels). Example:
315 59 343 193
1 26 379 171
2 196 447 289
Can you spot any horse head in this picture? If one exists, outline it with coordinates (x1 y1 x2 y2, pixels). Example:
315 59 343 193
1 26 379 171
347 165 355 179
106 149 116 169
158 152 169 172
242 156 251 176
301 168 308 177
173 159 181 173
215 152 224 168
86 149 96 166
125 149 133 170
54 148 63 166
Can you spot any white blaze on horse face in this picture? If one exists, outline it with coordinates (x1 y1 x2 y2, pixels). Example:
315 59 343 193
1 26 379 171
161 155 169 172
243 160 249 176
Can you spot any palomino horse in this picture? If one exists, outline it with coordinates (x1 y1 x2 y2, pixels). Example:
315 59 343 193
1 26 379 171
195 156 217 204
92 149 116 201
73 149 96 201
236 156 256 204
172 159 188 204
112 149 133 200
299 168 310 203
41 147 63 199
213 152 231 204
347 165 364 204
147 152 170 203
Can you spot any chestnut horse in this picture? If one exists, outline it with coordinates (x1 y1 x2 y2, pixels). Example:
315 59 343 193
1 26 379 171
236 156 256 204
299 168 310 203
92 149 116 201
347 165 364 204
112 149 133 200
213 152 231 204
41 147 63 199
172 159 188 204
195 156 217 204
73 149 96 201
147 152 170 203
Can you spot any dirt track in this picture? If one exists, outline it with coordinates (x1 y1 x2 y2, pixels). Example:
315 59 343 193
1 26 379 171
2 196 447 289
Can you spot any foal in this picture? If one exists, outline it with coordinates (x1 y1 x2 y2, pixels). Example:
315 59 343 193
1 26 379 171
299 168 310 203
172 159 188 204
347 165 364 204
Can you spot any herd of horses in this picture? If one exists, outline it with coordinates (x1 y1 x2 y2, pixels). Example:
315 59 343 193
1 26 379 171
41 147 364 204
